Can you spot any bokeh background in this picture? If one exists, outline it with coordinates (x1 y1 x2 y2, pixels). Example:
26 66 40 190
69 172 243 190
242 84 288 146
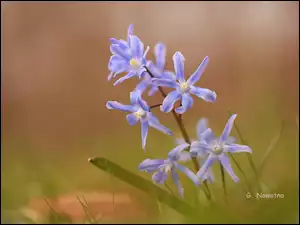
1 1 299 223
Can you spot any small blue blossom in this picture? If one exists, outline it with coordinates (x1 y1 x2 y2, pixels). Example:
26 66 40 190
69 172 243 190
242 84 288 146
145 43 176 96
109 24 134 53
138 143 199 197
106 90 172 150
134 42 176 97
176 118 215 183
108 24 150 86
152 52 217 114
190 114 252 183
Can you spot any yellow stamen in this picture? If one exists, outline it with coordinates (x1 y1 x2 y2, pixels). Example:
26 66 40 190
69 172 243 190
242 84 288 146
179 82 189 92
130 58 141 69
134 108 146 119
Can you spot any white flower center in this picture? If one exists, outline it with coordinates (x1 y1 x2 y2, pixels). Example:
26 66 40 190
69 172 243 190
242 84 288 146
134 108 147 119
164 163 173 173
179 82 189 92
212 143 223 155
130 58 142 69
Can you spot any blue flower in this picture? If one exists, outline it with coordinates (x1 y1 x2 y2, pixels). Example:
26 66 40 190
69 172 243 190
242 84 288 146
138 143 199 197
152 52 217 114
176 118 215 183
109 24 134 53
106 90 172 150
134 43 176 97
108 24 150 86
190 114 252 183
145 43 176 96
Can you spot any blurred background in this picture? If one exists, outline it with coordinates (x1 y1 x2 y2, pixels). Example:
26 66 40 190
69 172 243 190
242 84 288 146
1 1 299 223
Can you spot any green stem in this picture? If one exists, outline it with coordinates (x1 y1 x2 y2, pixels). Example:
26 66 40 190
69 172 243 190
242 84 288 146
150 103 162 109
145 66 211 201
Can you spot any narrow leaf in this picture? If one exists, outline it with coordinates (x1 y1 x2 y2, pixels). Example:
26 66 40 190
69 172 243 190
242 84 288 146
89 157 197 217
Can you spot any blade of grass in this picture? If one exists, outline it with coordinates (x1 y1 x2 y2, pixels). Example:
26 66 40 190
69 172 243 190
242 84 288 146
76 196 94 224
219 162 227 202
228 109 258 177
43 198 59 222
89 157 198 217
258 121 284 179
228 109 260 193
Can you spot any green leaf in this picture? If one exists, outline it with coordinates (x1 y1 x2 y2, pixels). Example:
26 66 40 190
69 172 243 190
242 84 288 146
88 157 198 217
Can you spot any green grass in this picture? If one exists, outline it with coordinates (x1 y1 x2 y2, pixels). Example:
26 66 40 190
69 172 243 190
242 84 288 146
1 116 299 224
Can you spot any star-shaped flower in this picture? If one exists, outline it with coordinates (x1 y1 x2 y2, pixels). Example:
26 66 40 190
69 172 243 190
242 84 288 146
106 90 172 150
138 143 199 197
191 114 252 183
152 52 217 114
108 24 150 85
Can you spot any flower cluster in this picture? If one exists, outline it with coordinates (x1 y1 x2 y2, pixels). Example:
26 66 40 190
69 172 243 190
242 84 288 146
106 24 252 197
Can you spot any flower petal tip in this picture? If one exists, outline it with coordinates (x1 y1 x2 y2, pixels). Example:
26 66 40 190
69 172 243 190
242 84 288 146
106 101 113 109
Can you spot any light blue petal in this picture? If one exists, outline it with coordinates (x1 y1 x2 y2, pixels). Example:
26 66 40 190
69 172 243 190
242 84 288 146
113 72 136 86
199 158 215 183
196 118 208 139
110 44 131 60
135 78 150 95
226 136 236 144
106 101 135 112
196 154 217 179
129 35 144 58
175 93 194 114
141 120 149 150
126 113 139 126
189 86 217 103
152 78 177 89
154 43 166 70
127 24 134 36
161 90 181 113
187 56 209 85
223 144 252 154
178 152 192 162
173 52 185 83
175 138 186 145
174 163 200 186
163 71 177 81
148 114 173 135
148 86 159 96
137 67 147 78
108 55 128 71
130 90 141 105
138 159 165 172
168 143 190 161
190 141 210 157
137 97 150 111
109 54 128 64
146 61 162 78
143 46 150 59
171 170 184 198
200 128 215 143
110 38 128 50
152 171 168 184
219 155 240 182
108 72 114 81
220 114 238 143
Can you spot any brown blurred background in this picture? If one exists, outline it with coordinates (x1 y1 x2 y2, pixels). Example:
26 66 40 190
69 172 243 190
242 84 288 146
1 1 299 222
